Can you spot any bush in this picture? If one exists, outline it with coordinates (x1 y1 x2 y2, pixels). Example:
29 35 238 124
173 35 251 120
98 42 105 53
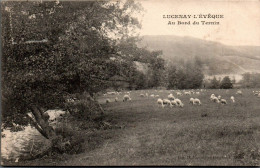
53 124 85 154
64 93 103 121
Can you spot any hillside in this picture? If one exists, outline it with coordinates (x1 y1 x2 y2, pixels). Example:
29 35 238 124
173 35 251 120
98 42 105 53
139 35 260 76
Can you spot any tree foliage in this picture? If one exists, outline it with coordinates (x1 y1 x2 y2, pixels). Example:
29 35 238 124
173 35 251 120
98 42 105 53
220 76 233 89
209 76 220 89
1 0 145 143
240 73 260 88
167 59 204 89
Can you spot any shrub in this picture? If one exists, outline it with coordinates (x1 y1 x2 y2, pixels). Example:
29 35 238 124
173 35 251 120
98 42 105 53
64 93 103 121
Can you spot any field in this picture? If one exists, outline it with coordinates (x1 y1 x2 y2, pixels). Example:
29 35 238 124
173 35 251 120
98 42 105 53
7 89 260 166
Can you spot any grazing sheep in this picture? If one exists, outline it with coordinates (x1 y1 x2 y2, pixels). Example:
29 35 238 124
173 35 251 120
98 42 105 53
189 98 194 104
162 99 173 107
176 92 183 96
168 94 175 100
230 96 235 103
212 97 220 103
193 98 201 105
145 93 149 97
236 90 242 95
123 95 131 102
140 94 145 97
173 98 184 108
184 91 191 95
163 99 171 104
150 94 155 98
220 99 227 105
217 95 221 100
210 94 216 100
155 95 160 98
157 98 164 108
107 91 116 95
171 100 177 106
115 97 118 102
106 99 111 103
195 92 200 95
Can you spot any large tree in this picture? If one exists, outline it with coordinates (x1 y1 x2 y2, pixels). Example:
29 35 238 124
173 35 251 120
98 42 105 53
209 76 220 89
1 0 144 153
220 76 233 89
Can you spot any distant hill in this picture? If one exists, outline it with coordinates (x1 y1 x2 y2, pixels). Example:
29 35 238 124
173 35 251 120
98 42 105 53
139 35 260 77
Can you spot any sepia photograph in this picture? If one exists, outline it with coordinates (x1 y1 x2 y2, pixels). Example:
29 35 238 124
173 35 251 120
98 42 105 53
1 0 260 166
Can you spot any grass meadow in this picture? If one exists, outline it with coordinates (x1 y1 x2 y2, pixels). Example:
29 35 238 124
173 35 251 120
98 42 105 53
8 89 260 166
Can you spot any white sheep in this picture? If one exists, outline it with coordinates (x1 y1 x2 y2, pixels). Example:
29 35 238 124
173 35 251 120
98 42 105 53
171 100 177 106
220 99 227 105
162 99 173 107
157 98 164 108
173 98 184 108
217 95 221 100
115 97 118 102
212 97 220 103
195 92 200 95
140 94 145 97
163 99 171 104
150 94 155 98
168 94 175 100
155 95 160 98
193 98 201 105
210 94 216 101
189 98 194 104
123 95 131 102
106 98 111 103
107 91 116 95
236 90 242 95
176 92 183 96
230 96 235 103
184 91 191 95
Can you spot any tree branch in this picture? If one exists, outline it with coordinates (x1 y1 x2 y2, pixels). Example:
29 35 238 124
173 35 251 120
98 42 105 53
26 114 49 139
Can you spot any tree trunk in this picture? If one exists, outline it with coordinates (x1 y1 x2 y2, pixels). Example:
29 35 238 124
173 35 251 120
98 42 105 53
27 105 64 159
29 105 56 139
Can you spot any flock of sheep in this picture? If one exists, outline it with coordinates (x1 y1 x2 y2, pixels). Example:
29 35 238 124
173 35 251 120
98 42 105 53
104 89 260 108
156 90 231 108
104 91 131 103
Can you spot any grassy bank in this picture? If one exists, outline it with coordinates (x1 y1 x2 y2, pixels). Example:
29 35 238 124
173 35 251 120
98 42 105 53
4 89 260 166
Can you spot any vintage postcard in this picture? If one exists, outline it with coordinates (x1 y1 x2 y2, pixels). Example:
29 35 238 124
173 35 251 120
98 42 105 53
1 0 260 166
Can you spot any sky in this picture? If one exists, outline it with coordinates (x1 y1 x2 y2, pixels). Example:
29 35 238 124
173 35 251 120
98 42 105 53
138 0 260 46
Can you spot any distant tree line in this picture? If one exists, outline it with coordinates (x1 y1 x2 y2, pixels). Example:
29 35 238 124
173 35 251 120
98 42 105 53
205 76 233 89
240 73 260 88
202 73 260 89
123 56 205 90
